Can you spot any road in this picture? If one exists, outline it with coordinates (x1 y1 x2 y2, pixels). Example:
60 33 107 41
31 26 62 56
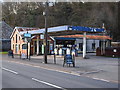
2 59 119 89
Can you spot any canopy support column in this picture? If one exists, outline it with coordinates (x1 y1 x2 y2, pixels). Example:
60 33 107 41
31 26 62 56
50 36 56 64
83 32 87 59
37 36 39 55
54 39 56 64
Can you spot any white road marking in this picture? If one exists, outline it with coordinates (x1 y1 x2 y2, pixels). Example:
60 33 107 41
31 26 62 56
92 77 110 82
2 67 18 75
32 78 66 90
99 79 110 82
83 69 103 74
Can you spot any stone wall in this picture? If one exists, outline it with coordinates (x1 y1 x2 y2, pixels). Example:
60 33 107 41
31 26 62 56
2 40 11 51
0 21 13 51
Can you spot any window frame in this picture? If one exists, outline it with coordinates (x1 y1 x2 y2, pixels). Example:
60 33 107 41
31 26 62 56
16 34 17 43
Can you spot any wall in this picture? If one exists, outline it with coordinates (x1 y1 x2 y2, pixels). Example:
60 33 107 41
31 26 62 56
11 31 54 55
76 39 100 52
2 40 11 51
11 30 25 55
86 39 99 52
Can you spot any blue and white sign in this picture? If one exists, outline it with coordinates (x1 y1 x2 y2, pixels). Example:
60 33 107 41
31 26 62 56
65 55 73 64
68 26 104 32
24 33 31 38
40 34 44 39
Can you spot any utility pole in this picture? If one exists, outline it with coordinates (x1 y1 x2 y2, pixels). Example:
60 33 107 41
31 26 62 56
24 30 31 60
44 1 48 64
26 31 28 59
102 23 106 55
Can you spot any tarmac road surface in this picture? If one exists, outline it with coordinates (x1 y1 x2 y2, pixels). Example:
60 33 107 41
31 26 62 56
2 59 118 89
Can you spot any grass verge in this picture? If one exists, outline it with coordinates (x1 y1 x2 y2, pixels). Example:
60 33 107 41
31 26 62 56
0 52 8 54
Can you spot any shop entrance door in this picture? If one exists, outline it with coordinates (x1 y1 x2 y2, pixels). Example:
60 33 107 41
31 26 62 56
39 41 42 54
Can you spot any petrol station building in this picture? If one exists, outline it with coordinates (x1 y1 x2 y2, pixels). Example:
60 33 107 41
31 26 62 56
10 25 111 58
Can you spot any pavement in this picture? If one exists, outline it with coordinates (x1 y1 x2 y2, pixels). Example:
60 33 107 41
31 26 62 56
1 53 119 84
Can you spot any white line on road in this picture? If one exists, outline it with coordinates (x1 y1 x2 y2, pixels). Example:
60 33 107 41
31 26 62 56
83 69 103 74
99 79 110 82
2 67 18 75
92 77 110 82
32 78 66 90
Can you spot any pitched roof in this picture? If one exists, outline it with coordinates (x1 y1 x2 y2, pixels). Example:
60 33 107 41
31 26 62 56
10 27 40 38
0 21 13 39
15 27 39 32
19 25 68 35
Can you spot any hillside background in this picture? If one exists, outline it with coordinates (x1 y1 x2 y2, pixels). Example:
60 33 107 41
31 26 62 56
2 2 119 41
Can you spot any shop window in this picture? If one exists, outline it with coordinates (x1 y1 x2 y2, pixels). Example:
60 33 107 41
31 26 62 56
79 43 83 51
19 36 20 41
92 43 95 50
19 44 20 50
15 44 18 53
16 34 17 43
13 44 14 49
13 37 14 41
22 44 27 49
18 45 19 51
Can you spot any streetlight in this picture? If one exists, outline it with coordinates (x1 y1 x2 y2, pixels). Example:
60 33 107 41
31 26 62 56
102 23 106 55
26 31 29 59
43 1 54 64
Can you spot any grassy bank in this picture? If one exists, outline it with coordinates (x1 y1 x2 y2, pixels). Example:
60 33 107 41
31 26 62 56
0 52 8 54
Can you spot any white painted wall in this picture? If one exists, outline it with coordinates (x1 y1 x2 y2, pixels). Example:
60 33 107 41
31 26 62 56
86 39 99 52
76 39 100 52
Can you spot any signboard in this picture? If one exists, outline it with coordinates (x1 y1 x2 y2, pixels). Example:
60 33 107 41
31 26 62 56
65 55 73 64
21 53 27 59
63 54 75 67
50 44 53 50
24 33 31 38
68 26 104 32
40 34 44 39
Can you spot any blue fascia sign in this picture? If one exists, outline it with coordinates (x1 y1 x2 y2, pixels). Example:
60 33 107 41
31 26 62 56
68 26 104 32
24 33 31 38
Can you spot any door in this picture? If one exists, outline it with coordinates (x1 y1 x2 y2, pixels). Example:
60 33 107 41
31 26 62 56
39 41 42 54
